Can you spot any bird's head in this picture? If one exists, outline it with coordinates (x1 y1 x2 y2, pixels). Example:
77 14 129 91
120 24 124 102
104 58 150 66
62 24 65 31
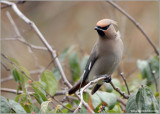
94 19 118 38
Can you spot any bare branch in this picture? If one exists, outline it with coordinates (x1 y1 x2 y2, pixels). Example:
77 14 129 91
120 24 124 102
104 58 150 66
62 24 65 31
1 0 26 9
53 97 74 112
1 38 48 51
117 98 126 106
107 0 159 55
1 62 10 71
120 72 130 95
110 81 129 99
1 75 13 82
1 87 66 96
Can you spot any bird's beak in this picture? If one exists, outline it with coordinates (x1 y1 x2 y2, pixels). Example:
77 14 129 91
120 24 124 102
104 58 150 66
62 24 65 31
94 26 99 30
94 26 103 31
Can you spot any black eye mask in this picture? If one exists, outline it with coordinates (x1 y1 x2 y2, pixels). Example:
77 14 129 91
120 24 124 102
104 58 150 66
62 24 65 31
96 24 111 30
96 24 111 37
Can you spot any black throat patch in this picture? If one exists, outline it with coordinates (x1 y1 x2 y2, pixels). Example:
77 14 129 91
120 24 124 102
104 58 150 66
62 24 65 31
97 30 105 37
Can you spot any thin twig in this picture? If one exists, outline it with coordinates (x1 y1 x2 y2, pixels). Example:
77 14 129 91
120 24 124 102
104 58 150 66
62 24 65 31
1 62 10 71
110 81 129 99
1 38 48 51
1 87 66 96
107 0 159 56
120 72 130 95
1 53 34 81
117 98 126 106
149 62 158 92
53 97 74 112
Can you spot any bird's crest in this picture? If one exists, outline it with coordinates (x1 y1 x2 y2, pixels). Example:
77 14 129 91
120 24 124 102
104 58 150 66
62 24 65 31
96 19 118 27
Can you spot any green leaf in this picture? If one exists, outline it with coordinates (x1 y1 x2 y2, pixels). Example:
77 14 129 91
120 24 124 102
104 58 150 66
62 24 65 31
12 69 21 82
32 85 47 103
69 51 81 82
41 70 58 96
107 103 123 113
96 91 117 109
0 96 11 113
32 93 43 104
126 91 138 113
80 55 89 72
137 60 152 81
90 92 101 109
33 104 40 113
149 56 159 79
137 56 159 86
12 69 24 90
83 92 90 103
15 93 25 102
126 86 160 113
9 57 20 68
9 100 26 113
136 86 160 113
40 101 51 113
14 93 32 113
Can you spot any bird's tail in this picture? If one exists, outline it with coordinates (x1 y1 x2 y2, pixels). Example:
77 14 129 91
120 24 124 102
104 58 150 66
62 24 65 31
68 80 88 95
91 84 102 95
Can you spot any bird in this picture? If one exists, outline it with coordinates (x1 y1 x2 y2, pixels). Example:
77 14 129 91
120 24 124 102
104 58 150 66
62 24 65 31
68 19 124 95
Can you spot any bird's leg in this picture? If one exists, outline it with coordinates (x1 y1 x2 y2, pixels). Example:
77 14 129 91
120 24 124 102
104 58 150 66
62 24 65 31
104 74 112 83
96 74 112 83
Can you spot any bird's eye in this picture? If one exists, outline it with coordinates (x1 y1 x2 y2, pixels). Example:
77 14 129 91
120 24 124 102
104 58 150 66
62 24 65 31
97 24 111 30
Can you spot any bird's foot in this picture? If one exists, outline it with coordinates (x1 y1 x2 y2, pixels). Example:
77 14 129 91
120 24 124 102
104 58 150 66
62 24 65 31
104 75 112 83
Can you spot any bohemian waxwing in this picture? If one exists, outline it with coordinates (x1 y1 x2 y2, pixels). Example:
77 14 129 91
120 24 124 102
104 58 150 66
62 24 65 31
68 19 124 95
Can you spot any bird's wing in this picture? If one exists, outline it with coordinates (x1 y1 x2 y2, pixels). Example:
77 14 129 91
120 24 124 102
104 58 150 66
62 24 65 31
80 43 99 86
68 43 98 95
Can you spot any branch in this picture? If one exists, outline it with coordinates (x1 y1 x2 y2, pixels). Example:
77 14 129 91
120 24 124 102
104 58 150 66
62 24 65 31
110 81 129 99
53 97 74 112
1 62 10 71
1 38 48 51
1 87 66 96
117 98 126 106
120 72 130 95
1 53 34 81
1 0 26 9
107 0 159 56
74 75 129 113
74 76 106 114
1 1 93 112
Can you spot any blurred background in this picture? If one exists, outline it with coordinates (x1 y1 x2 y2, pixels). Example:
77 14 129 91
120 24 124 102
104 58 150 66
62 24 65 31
1 1 159 99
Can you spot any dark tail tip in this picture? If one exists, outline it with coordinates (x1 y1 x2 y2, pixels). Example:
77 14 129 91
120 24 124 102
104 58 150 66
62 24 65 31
68 88 76 95
91 84 102 95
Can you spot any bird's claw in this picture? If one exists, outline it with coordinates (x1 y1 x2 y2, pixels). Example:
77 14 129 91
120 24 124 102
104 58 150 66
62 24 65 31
104 75 112 83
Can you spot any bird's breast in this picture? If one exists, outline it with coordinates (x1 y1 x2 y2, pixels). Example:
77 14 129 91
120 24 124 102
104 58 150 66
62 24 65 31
88 38 123 81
